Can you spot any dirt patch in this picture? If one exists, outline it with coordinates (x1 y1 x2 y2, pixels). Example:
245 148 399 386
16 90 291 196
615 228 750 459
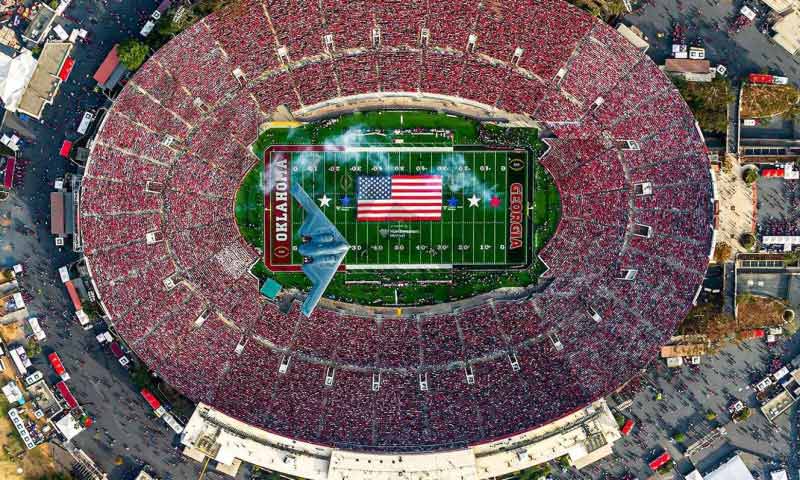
741 84 800 119
737 295 786 328
0 443 65 480
0 324 25 345
0 399 67 480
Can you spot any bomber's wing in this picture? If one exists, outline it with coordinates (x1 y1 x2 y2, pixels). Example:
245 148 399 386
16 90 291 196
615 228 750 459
290 183 349 317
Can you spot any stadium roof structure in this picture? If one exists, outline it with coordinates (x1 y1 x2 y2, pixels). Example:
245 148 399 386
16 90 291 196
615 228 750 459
772 11 800 55
761 0 798 14
78 0 714 459
181 399 621 478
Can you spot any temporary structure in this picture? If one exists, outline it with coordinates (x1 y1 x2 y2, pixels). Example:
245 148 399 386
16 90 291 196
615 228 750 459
0 49 37 113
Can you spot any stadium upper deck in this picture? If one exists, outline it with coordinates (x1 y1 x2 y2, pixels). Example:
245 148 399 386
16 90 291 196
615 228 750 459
79 0 714 453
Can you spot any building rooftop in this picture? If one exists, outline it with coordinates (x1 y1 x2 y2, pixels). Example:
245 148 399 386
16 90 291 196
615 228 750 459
22 4 56 44
761 0 798 14
661 344 708 358
93 45 127 89
773 11 800 55
17 42 72 119
664 58 712 74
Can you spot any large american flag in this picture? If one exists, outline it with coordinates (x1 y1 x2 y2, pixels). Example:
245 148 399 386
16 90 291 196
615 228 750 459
356 175 442 222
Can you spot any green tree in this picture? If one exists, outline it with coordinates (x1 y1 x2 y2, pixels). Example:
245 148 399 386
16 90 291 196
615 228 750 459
705 410 717 421
193 0 237 16
673 432 686 443
673 76 735 134
33 474 74 480
117 39 149 71
784 249 800 266
518 464 551 480
129 363 155 390
657 461 675 474
740 233 756 250
744 168 759 184
567 0 627 20
25 340 42 358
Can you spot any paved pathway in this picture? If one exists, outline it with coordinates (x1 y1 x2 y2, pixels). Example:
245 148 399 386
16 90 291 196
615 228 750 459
0 1 236 479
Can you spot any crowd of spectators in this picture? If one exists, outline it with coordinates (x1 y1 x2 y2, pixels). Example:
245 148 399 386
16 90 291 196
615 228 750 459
78 0 714 451
758 181 800 238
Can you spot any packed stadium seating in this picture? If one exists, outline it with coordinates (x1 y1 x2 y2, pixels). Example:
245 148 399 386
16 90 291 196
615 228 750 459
79 0 713 452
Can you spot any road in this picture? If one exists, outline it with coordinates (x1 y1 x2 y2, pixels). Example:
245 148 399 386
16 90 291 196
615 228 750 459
0 1 231 479
544 334 799 479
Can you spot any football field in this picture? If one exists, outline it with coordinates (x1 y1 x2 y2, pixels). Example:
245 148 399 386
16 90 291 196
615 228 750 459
264 145 530 271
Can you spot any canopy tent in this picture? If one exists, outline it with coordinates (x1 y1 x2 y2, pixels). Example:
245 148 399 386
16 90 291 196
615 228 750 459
761 168 785 177
0 50 37 113
58 57 75 81
260 278 282 299
704 455 755 480
2 156 14 189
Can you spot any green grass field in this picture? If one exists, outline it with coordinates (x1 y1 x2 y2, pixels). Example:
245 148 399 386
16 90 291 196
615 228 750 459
533 163 561 252
252 111 480 154
238 111 560 305
268 148 527 269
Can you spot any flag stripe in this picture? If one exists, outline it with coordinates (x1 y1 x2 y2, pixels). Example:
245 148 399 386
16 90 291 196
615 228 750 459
357 214 443 219
389 192 442 197
358 206 443 212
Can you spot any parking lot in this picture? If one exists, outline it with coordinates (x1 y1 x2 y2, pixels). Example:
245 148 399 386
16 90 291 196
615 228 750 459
627 0 800 86
0 0 238 478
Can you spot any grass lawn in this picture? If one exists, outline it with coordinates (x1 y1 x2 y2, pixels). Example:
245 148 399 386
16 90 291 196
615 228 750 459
533 163 561 251
741 84 800 119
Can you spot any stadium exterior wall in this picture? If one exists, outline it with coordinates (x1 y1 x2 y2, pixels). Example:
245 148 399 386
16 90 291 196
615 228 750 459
180 400 621 479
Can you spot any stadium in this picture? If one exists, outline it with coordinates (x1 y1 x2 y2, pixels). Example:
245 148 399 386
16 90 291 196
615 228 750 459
77 0 716 477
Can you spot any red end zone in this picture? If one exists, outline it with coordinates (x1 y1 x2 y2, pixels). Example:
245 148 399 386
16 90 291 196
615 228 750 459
264 145 345 272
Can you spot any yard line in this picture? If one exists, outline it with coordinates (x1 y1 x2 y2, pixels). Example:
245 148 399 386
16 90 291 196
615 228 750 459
364 151 368 264
330 150 335 252
504 151 509 265
488 152 493 265
495 151 499 266
450 152 454 265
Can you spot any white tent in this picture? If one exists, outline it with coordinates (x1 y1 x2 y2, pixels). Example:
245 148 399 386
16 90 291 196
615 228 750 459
771 470 788 480
0 49 37 113
704 455 756 480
